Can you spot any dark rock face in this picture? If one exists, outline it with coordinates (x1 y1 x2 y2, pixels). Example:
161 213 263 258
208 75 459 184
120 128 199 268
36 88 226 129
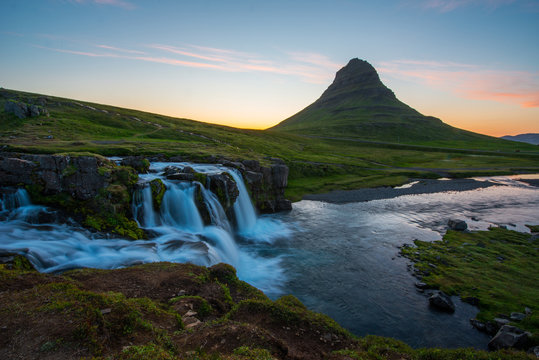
488 325 531 350
0 153 109 200
428 291 455 313
4 100 49 119
447 219 468 231
207 173 239 210
0 152 143 239
121 156 150 173
240 159 292 213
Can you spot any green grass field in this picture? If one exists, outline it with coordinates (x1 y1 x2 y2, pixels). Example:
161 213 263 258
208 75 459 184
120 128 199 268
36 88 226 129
2 88 538 200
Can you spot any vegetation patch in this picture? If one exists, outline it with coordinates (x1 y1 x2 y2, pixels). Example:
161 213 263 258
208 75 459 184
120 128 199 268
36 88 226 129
401 228 539 342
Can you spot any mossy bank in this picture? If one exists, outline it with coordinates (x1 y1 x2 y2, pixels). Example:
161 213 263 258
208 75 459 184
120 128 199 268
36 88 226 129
0 255 535 359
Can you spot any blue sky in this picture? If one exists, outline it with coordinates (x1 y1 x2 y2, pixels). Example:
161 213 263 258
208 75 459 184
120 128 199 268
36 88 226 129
1 0 538 136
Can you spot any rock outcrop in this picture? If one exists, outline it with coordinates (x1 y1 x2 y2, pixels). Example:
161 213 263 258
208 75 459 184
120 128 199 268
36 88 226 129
239 159 292 213
0 152 142 239
488 325 532 350
4 99 49 119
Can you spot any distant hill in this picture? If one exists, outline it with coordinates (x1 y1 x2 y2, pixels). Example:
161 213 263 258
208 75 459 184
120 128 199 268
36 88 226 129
500 133 539 145
271 58 497 143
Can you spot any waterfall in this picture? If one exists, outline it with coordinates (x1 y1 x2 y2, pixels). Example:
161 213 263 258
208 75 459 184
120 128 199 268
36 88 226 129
160 182 204 232
227 169 257 234
198 184 232 233
2 188 32 210
0 161 290 296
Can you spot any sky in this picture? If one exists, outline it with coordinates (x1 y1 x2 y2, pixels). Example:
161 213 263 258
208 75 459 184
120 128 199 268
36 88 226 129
0 0 538 137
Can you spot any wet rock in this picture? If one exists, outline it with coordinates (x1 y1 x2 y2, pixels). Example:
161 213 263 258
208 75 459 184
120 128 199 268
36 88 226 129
207 172 239 210
494 318 510 329
510 312 526 321
240 161 291 213
488 325 531 350
121 156 150 173
428 291 455 313
415 282 428 289
447 219 468 231
470 319 487 333
525 307 532 315
529 345 539 357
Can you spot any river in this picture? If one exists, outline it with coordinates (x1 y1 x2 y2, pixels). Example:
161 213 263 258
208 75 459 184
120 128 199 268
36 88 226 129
1 163 537 349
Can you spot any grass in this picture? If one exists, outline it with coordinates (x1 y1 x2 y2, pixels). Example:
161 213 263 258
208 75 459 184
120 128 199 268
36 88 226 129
2 88 539 201
401 228 539 344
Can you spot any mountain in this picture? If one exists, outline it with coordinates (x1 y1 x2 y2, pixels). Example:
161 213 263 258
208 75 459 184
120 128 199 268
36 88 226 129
271 58 493 143
501 133 539 145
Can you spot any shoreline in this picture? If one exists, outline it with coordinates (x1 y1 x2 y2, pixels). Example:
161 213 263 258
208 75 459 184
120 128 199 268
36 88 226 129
301 176 538 204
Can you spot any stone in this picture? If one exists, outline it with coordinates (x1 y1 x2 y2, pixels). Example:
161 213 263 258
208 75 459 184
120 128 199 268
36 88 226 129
494 317 510 328
510 312 526 321
100 308 112 315
488 325 531 350
428 291 455 313
447 219 467 231
529 345 539 357
183 310 197 317
470 319 486 332
121 156 150 173
4 100 28 119
415 282 428 289
525 307 532 315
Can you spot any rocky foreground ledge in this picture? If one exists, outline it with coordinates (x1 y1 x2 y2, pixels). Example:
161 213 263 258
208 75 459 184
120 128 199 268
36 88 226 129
0 255 535 360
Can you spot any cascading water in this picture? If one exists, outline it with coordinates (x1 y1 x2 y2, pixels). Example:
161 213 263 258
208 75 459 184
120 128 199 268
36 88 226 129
227 169 257 233
0 162 290 296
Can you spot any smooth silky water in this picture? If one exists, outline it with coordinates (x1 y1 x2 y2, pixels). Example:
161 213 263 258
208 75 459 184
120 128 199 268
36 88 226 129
1 167 538 349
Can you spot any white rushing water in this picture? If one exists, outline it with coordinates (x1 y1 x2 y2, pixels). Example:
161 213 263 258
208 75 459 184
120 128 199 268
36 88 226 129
0 162 291 296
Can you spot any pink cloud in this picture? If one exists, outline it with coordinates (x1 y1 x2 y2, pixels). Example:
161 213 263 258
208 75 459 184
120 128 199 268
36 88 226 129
378 59 539 108
36 40 337 84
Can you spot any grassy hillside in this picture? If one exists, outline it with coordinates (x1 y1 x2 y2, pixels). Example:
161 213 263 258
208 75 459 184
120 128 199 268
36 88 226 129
2 87 538 200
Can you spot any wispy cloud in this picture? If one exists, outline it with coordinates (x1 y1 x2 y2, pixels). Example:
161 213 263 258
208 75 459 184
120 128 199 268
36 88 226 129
71 0 135 10
96 44 145 55
407 0 516 12
35 41 338 84
378 59 539 108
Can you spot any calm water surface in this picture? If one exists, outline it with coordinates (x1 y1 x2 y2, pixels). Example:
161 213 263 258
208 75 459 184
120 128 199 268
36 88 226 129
268 177 539 348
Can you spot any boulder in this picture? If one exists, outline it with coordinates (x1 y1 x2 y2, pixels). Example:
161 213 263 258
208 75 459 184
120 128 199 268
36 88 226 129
4 100 49 119
488 325 531 350
4 100 28 119
121 156 150 173
447 219 468 231
510 312 526 321
428 291 455 313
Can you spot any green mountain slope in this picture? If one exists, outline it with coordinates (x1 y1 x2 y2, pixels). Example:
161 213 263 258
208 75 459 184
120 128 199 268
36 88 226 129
271 58 498 143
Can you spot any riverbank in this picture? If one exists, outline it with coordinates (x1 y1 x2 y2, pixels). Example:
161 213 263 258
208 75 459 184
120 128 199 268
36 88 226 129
301 176 538 203
400 226 538 352
0 256 535 360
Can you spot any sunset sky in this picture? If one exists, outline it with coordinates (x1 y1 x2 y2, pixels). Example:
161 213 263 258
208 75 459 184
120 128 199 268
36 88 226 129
1 0 537 137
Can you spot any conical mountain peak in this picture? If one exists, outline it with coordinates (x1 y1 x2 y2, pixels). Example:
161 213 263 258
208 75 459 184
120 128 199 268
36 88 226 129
271 58 482 143
315 58 396 106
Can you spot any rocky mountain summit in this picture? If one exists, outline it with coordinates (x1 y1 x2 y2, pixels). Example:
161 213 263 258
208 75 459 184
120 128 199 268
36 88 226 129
272 58 491 143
